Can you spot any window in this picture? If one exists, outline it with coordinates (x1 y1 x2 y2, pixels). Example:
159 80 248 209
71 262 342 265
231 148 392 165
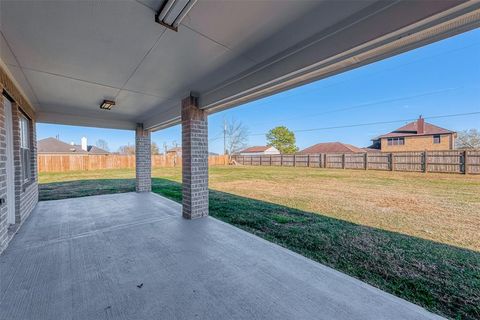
387 137 405 146
19 114 31 183
433 135 441 144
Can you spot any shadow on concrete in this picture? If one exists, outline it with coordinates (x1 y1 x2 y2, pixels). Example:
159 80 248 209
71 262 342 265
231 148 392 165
39 177 480 320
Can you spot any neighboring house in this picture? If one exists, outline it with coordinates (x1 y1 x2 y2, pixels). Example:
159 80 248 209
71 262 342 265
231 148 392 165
238 146 280 156
362 147 382 153
299 142 365 154
371 116 456 152
166 147 182 157
38 137 109 155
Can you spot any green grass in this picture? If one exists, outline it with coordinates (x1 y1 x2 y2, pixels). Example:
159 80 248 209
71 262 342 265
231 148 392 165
38 167 480 319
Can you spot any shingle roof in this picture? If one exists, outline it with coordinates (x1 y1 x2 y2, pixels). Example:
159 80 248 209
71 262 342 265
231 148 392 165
167 147 182 153
240 146 270 153
86 146 110 155
38 137 109 154
299 142 365 154
376 121 454 139
38 137 87 154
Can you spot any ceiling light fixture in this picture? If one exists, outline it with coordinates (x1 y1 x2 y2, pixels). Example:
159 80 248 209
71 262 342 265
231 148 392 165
155 0 197 31
100 100 115 110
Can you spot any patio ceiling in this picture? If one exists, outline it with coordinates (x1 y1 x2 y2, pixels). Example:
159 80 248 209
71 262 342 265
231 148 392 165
1 0 479 130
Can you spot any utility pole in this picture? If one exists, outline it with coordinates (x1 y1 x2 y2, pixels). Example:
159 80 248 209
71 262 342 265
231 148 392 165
223 119 227 155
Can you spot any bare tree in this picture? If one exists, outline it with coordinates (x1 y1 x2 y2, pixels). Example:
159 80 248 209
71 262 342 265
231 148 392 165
225 118 249 155
118 144 135 155
95 139 109 151
151 142 160 155
118 143 160 155
456 129 480 149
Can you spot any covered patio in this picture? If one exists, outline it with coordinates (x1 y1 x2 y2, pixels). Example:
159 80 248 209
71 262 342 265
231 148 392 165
1 0 480 318
0 192 442 320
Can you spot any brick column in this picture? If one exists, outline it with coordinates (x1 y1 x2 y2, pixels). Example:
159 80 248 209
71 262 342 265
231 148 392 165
135 123 151 192
182 95 208 219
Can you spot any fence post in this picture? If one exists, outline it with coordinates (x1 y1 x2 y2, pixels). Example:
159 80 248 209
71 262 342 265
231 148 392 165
364 153 368 170
464 150 468 174
293 154 296 167
423 151 428 173
260 156 262 166
270 155 272 166
390 153 394 171
323 153 327 168
342 154 345 169
280 154 283 166
307 154 310 167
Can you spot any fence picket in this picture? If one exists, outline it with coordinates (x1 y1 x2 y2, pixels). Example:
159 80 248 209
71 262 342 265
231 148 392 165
231 150 480 175
38 154 229 173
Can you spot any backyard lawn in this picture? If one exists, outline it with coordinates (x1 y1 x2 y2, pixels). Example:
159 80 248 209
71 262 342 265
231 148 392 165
39 166 480 319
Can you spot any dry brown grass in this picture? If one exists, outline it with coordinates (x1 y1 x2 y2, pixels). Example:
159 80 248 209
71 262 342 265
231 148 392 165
206 166 480 251
39 166 480 250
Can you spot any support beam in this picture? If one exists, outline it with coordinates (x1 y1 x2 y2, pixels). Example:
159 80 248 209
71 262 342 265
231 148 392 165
181 95 208 219
135 123 151 192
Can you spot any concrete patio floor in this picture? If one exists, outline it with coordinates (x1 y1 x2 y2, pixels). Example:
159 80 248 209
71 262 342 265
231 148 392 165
0 192 443 320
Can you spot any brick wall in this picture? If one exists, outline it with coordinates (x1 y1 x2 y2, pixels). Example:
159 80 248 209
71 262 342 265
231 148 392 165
181 96 209 219
135 124 151 192
381 134 454 152
0 66 38 254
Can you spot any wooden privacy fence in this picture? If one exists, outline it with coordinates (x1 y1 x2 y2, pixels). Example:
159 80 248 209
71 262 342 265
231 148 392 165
38 154 229 173
232 150 480 174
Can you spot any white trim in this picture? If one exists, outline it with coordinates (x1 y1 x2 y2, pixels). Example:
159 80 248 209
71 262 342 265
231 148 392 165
4 95 16 224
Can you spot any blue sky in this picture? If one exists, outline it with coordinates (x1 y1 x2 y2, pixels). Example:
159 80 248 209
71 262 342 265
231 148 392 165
37 28 480 153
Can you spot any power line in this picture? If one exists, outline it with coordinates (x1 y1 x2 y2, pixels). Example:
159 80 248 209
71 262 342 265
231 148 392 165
247 111 480 137
208 130 223 142
247 85 476 127
289 41 480 97
229 41 480 127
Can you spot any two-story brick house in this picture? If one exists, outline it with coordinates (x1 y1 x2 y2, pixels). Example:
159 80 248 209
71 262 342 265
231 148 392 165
372 116 456 152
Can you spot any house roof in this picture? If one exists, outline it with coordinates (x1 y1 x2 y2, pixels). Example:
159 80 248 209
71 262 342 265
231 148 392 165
167 147 182 153
86 146 110 155
299 142 365 154
375 121 455 139
38 137 109 154
38 137 87 154
240 146 271 153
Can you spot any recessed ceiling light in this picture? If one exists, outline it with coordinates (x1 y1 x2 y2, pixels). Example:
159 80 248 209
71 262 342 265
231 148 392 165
155 0 197 31
100 100 115 110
